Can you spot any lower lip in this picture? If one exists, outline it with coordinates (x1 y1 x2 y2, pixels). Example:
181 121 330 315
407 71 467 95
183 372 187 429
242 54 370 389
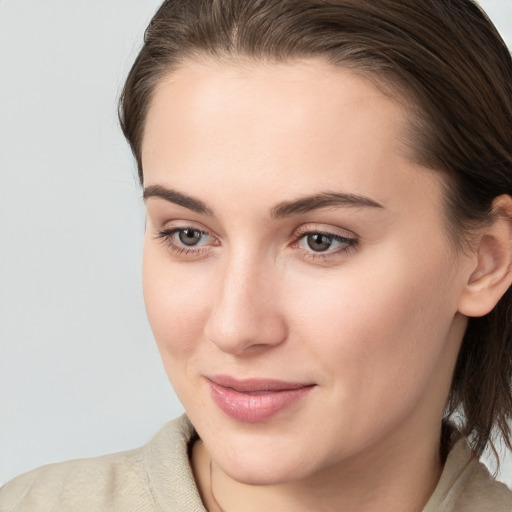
208 381 314 423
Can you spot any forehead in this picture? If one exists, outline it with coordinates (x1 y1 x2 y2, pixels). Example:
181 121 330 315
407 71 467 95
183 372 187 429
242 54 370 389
143 58 409 156
141 58 443 217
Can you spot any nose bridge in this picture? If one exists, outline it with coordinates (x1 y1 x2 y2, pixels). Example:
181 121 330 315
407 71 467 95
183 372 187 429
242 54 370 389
204 248 287 354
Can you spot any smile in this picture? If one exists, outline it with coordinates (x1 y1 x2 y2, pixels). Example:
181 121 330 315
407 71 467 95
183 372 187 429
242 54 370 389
207 375 315 423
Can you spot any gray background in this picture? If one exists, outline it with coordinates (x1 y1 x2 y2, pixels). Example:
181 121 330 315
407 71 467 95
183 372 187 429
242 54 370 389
1 0 511 487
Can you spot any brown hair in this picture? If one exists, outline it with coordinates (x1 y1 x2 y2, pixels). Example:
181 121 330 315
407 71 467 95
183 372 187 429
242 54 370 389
119 0 512 458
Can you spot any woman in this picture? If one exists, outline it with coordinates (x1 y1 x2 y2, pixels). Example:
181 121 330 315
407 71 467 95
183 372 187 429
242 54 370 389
1 0 512 510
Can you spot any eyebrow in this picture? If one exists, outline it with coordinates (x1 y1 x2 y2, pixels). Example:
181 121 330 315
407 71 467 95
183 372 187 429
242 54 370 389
143 185 383 218
271 192 383 218
143 185 214 216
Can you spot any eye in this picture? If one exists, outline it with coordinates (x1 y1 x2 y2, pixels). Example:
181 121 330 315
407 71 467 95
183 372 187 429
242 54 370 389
302 233 336 252
177 228 208 246
296 231 357 255
155 226 217 255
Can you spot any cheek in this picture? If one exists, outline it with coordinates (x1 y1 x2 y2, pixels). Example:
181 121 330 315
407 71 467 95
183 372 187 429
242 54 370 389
285 242 460 409
142 242 212 363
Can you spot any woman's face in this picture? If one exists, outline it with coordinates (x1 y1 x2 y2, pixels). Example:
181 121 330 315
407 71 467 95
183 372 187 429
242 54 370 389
141 58 473 484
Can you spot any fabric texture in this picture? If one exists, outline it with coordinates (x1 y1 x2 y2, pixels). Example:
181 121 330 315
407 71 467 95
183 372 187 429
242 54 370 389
1 414 511 511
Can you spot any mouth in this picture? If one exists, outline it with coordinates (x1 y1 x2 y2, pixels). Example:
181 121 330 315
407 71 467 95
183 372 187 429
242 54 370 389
206 375 316 423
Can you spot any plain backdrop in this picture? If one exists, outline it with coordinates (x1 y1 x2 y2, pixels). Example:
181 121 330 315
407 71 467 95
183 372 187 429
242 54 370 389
1 0 512 488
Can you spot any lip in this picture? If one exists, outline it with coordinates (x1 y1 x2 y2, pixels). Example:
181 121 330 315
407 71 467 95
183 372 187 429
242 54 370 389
207 375 315 423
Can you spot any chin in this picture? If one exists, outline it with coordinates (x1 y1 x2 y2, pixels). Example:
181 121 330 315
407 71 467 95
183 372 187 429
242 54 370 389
206 426 323 486
219 454 312 486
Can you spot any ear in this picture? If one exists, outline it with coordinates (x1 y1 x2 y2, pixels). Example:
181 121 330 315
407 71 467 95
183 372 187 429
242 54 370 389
458 195 512 318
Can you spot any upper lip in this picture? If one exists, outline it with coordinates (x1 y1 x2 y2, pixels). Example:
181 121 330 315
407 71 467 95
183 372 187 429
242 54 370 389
207 374 314 392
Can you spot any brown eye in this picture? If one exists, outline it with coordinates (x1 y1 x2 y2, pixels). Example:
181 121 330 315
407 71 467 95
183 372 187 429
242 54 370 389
306 233 334 252
297 231 356 257
178 229 203 246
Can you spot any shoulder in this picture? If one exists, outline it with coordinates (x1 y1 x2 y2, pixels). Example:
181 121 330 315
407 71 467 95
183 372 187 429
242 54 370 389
0 447 149 512
455 457 512 511
0 415 202 512
425 435 512 512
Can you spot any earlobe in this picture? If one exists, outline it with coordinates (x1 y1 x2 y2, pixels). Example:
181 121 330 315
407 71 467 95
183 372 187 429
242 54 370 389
458 195 512 318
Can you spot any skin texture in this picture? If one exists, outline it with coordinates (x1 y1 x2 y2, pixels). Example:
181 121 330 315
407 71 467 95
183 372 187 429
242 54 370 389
140 58 508 512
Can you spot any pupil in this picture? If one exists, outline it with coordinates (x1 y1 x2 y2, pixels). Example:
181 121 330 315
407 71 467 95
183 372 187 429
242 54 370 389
308 234 331 252
179 229 201 246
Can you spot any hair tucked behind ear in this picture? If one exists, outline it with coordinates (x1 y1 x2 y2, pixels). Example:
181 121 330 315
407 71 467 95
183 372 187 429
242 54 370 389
119 0 512 460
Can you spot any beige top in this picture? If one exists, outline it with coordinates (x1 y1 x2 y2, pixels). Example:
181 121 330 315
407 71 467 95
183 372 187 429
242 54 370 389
1 415 511 511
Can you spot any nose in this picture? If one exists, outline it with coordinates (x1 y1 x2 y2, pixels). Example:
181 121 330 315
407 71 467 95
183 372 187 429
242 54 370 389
203 256 288 355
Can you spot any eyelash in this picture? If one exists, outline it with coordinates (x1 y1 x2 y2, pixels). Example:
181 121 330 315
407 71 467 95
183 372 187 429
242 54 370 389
155 227 214 256
155 226 358 261
294 231 358 261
